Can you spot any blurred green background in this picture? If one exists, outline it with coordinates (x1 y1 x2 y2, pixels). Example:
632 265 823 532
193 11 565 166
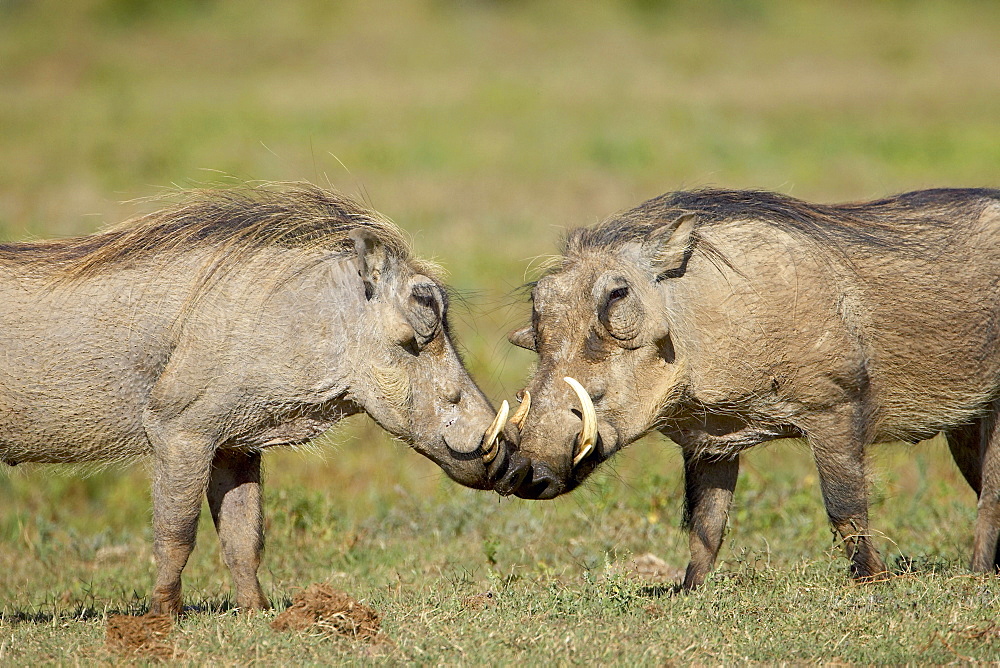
4 0 998 405
1 0 999 661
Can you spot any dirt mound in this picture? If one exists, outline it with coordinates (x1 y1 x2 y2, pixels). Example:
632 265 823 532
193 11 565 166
271 583 381 640
105 613 175 659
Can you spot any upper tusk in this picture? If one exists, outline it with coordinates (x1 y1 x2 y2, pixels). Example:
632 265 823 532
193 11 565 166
563 377 597 466
482 400 509 463
509 390 531 430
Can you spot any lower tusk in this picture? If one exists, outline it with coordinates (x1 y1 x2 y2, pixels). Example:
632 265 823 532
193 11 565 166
509 390 531 431
482 440 498 464
482 400 509 463
564 377 597 466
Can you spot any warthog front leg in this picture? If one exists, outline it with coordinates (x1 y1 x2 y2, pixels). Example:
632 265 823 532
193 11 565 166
207 449 270 610
147 429 217 616
805 407 886 580
681 451 739 589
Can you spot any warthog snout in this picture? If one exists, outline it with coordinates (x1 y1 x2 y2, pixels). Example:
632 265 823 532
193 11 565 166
511 381 603 462
495 456 564 499
490 378 607 499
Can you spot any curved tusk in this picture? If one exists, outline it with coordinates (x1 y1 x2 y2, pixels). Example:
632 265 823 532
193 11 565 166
481 400 509 464
573 438 595 467
509 390 531 431
563 377 597 466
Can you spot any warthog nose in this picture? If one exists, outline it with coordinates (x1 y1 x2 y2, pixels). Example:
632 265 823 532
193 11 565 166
511 461 564 500
494 452 530 496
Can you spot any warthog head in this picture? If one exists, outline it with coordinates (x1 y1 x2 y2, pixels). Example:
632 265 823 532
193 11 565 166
341 225 517 489
494 211 696 498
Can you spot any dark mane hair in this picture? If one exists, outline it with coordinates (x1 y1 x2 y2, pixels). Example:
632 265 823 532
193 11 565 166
0 182 416 279
564 187 1000 258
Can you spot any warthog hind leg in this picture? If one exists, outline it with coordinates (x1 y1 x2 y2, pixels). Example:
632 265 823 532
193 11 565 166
947 420 983 495
972 408 1000 572
681 451 739 589
947 411 1000 572
207 449 270 610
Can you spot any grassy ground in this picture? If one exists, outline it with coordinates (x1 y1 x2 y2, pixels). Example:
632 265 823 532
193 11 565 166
2 0 999 663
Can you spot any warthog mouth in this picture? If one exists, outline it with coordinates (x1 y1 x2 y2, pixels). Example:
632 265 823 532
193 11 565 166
495 443 600 499
484 376 602 499
490 377 607 499
493 377 598 469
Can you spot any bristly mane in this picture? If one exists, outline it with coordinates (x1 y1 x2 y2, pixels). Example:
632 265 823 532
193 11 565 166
564 187 1000 259
0 182 419 279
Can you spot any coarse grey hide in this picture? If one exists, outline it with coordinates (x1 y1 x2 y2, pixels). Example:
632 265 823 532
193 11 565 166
0 184 512 614
498 187 1000 587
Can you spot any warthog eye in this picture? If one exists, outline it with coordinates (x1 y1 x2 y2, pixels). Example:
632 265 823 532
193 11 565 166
598 279 643 343
412 291 436 310
608 285 629 304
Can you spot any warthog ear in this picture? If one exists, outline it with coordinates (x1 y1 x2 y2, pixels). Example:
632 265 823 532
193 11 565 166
350 228 389 300
508 326 537 352
644 212 696 280
406 278 443 346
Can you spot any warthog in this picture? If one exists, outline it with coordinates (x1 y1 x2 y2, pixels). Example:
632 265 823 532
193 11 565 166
497 187 1000 586
0 184 511 614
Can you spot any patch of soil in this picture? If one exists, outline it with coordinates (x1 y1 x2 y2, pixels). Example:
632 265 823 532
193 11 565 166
630 552 686 583
606 552 686 584
643 602 666 617
105 614 175 660
460 590 497 611
271 583 381 641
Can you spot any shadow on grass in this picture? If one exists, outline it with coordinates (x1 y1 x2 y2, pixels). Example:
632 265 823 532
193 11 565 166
637 583 684 598
893 554 955 576
1 595 244 626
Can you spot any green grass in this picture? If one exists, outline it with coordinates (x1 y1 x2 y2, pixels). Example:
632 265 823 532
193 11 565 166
2 440 997 663
2 0 1000 663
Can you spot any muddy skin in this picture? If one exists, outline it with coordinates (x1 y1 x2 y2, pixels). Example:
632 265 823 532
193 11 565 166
501 187 1000 584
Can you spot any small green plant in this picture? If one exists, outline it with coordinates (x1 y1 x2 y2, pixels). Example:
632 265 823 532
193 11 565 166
483 534 500 567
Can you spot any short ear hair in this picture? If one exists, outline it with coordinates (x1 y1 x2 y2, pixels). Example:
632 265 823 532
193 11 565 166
643 212 696 280
350 228 389 299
